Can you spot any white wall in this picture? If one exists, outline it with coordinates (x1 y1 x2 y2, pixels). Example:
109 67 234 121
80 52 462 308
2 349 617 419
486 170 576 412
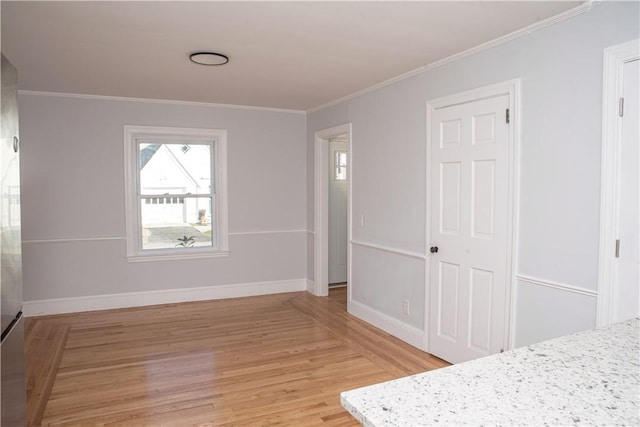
19 94 308 308
307 1 640 347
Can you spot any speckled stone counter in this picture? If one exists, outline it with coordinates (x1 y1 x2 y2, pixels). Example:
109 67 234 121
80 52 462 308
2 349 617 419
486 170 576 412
341 318 639 426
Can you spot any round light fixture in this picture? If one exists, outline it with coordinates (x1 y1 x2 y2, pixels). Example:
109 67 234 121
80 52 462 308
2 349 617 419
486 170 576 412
189 52 229 66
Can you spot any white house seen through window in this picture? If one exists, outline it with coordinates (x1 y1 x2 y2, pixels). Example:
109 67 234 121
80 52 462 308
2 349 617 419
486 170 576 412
124 126 228 261
335 150 347 181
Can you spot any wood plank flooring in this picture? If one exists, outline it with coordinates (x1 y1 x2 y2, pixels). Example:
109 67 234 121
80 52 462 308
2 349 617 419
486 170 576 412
26 288 449 426
25 319 70 426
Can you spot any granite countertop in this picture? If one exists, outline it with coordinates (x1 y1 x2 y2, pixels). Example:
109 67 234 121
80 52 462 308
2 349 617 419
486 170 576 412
341 318 639 426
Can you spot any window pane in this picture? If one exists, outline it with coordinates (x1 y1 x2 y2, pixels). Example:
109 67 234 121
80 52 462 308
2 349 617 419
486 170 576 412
139 143 212 195
335 151 348 181
140 196 215 250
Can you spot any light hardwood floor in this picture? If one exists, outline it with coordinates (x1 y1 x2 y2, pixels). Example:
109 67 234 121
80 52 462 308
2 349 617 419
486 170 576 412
26 288 449 426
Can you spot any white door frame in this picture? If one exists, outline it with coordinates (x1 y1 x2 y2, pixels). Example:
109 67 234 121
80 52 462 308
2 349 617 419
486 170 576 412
424 79 521 352
314 123 352 297
596 39 640 327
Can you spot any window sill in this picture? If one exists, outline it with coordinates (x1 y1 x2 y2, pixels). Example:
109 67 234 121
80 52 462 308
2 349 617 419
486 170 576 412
126 250 230 263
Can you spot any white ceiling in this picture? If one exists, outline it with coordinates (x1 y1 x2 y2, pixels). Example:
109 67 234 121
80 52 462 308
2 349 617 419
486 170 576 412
2 1 584 111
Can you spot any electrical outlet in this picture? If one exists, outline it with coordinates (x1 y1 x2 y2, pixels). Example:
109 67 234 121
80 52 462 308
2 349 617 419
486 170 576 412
402 299 410 315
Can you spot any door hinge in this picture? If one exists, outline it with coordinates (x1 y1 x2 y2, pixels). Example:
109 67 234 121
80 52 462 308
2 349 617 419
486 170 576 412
619 98 624 117
506 108 510 124
615 239 621 258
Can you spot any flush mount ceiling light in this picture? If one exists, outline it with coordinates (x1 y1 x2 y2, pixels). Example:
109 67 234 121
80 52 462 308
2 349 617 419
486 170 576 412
189 52 229 66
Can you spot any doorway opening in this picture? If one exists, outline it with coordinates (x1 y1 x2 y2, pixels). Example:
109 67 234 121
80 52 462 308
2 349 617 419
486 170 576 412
328 134 349 290
314 124 352 301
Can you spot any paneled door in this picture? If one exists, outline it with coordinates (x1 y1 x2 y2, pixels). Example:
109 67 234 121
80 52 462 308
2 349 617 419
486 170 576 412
428 94 511 364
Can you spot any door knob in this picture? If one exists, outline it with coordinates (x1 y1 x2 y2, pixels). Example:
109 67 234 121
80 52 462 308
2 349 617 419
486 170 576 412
430 246 438 253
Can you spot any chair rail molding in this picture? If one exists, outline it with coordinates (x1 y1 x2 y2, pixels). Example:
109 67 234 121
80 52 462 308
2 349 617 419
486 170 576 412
516 274 597 298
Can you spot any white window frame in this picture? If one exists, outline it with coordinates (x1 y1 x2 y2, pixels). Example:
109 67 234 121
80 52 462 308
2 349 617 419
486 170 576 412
124 125 229 262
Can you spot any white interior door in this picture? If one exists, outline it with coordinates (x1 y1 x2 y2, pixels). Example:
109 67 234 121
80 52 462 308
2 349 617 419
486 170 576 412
428 94 511 364
613 59 639 322
329 140 348 284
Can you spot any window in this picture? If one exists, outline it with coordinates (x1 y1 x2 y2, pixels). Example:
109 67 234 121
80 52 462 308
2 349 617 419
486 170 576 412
124 126 228 261
334 150 348 181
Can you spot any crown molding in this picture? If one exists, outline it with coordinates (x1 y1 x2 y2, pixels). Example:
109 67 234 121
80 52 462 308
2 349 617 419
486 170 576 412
307 1 593 114
18 2 594 116
18 90 307 115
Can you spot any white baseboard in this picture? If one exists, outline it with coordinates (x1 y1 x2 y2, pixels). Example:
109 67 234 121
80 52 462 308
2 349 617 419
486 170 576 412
347 299 425 350
24 278 307 317
306 279 315 293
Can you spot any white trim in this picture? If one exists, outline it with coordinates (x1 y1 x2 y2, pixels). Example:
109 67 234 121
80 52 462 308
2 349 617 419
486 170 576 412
347 130 354 306
424 79 521 353
229 229 308 236
22 230 308 245
217 129 230 252
306 279 315 293
427 80 518 110
18 90 306 115
314 123 353 297
307 2 592 113
509 80 523 350
348 300 425 350
350 239 426 260
597 39 640 327
123 125 229 260
517 274 598 298
23 278 307 317
126 250 230 263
